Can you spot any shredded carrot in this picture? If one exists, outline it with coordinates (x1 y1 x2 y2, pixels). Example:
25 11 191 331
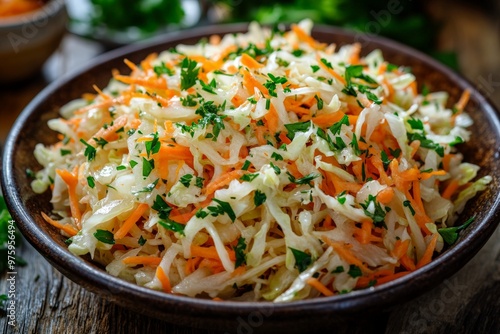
156 267 172 293
441 179 460 200
391 239 410 259
416 234 439 269
56 169 82 225
122 256 162 266
375 271 410 285
291 24 325 49
306 278 334 297
114 203 149 239
454 89 471 112
241 53 264 69
191 245 236 262
322 236 372 273
400 254 416 271
316 54 346 85
41 212 78 237
205 170 246 195
377 187 394 204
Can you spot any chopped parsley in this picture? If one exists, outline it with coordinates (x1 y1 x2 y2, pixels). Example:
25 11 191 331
332 265 345 274
254 190 267 207
287 172 319 186
438 217 474 245
80 139 96 161
285 121 311 140
138 235 146 246
152 194 172 219
330 114 350 135
264 73 287 97
93 137 108 149
207 199 236 222
60 149 71 156
242 160 251 171
179 174 193 188
314 95 324 110
153 61 174 76
145 133 161 157
234 237 247 268
158 219 186 236
93 230 115 244
360 195 386 227
181 94 198 107
180 57 199 90
199 78 217 94
87 176 95 188
289 247 312 272
271 152 283 161
142 157 155 177
347 265 362 278
132 179 159 194
241 173 259 182
403 200 415 215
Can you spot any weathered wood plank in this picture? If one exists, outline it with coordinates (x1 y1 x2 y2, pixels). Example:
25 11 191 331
385 227 500 334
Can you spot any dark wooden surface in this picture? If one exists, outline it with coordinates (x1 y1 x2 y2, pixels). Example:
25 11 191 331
1 2 499 333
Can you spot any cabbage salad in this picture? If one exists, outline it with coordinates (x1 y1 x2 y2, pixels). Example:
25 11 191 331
32 20 490 301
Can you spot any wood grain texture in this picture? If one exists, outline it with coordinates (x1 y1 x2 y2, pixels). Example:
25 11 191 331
1 2 500 333
0 227 498 334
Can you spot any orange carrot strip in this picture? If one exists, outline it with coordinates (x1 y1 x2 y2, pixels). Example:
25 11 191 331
205 170 246 195
454 89 470 112
230 266 247 277
348 43 361 64
377 187 394 204
416 234 439 269
400 254 416 271
419 170 447 180
311 111 346 127
291 24 325 49
322 236 372 273
316 54 346 85
56 169 82 224
41 212 78 237
306 278 334 297
441 179 460 200
191 245 236 261
114 203 149 239
124 58 139 72
240 53 264 69
156 267 172 293
264 103 279 133
122 256 162 266
391 239 410 259
375 271 410 285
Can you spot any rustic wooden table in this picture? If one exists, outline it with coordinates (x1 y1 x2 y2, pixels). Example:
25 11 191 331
1 2 499 333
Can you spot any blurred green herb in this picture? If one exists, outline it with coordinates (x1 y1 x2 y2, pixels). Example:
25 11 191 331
214 0 458 70
89 0 184 33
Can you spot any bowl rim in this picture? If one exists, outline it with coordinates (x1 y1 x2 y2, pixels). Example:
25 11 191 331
0 0 65 28
3 22 500 320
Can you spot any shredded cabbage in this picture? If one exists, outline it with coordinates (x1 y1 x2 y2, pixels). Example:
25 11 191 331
33 20 488 302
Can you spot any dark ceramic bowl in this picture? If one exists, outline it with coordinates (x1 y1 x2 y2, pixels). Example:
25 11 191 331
2 24 500 332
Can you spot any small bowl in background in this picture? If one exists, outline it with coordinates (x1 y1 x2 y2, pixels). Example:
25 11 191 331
0 0 67 84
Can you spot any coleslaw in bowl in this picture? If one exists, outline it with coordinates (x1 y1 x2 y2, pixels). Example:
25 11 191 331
2 21 500 329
